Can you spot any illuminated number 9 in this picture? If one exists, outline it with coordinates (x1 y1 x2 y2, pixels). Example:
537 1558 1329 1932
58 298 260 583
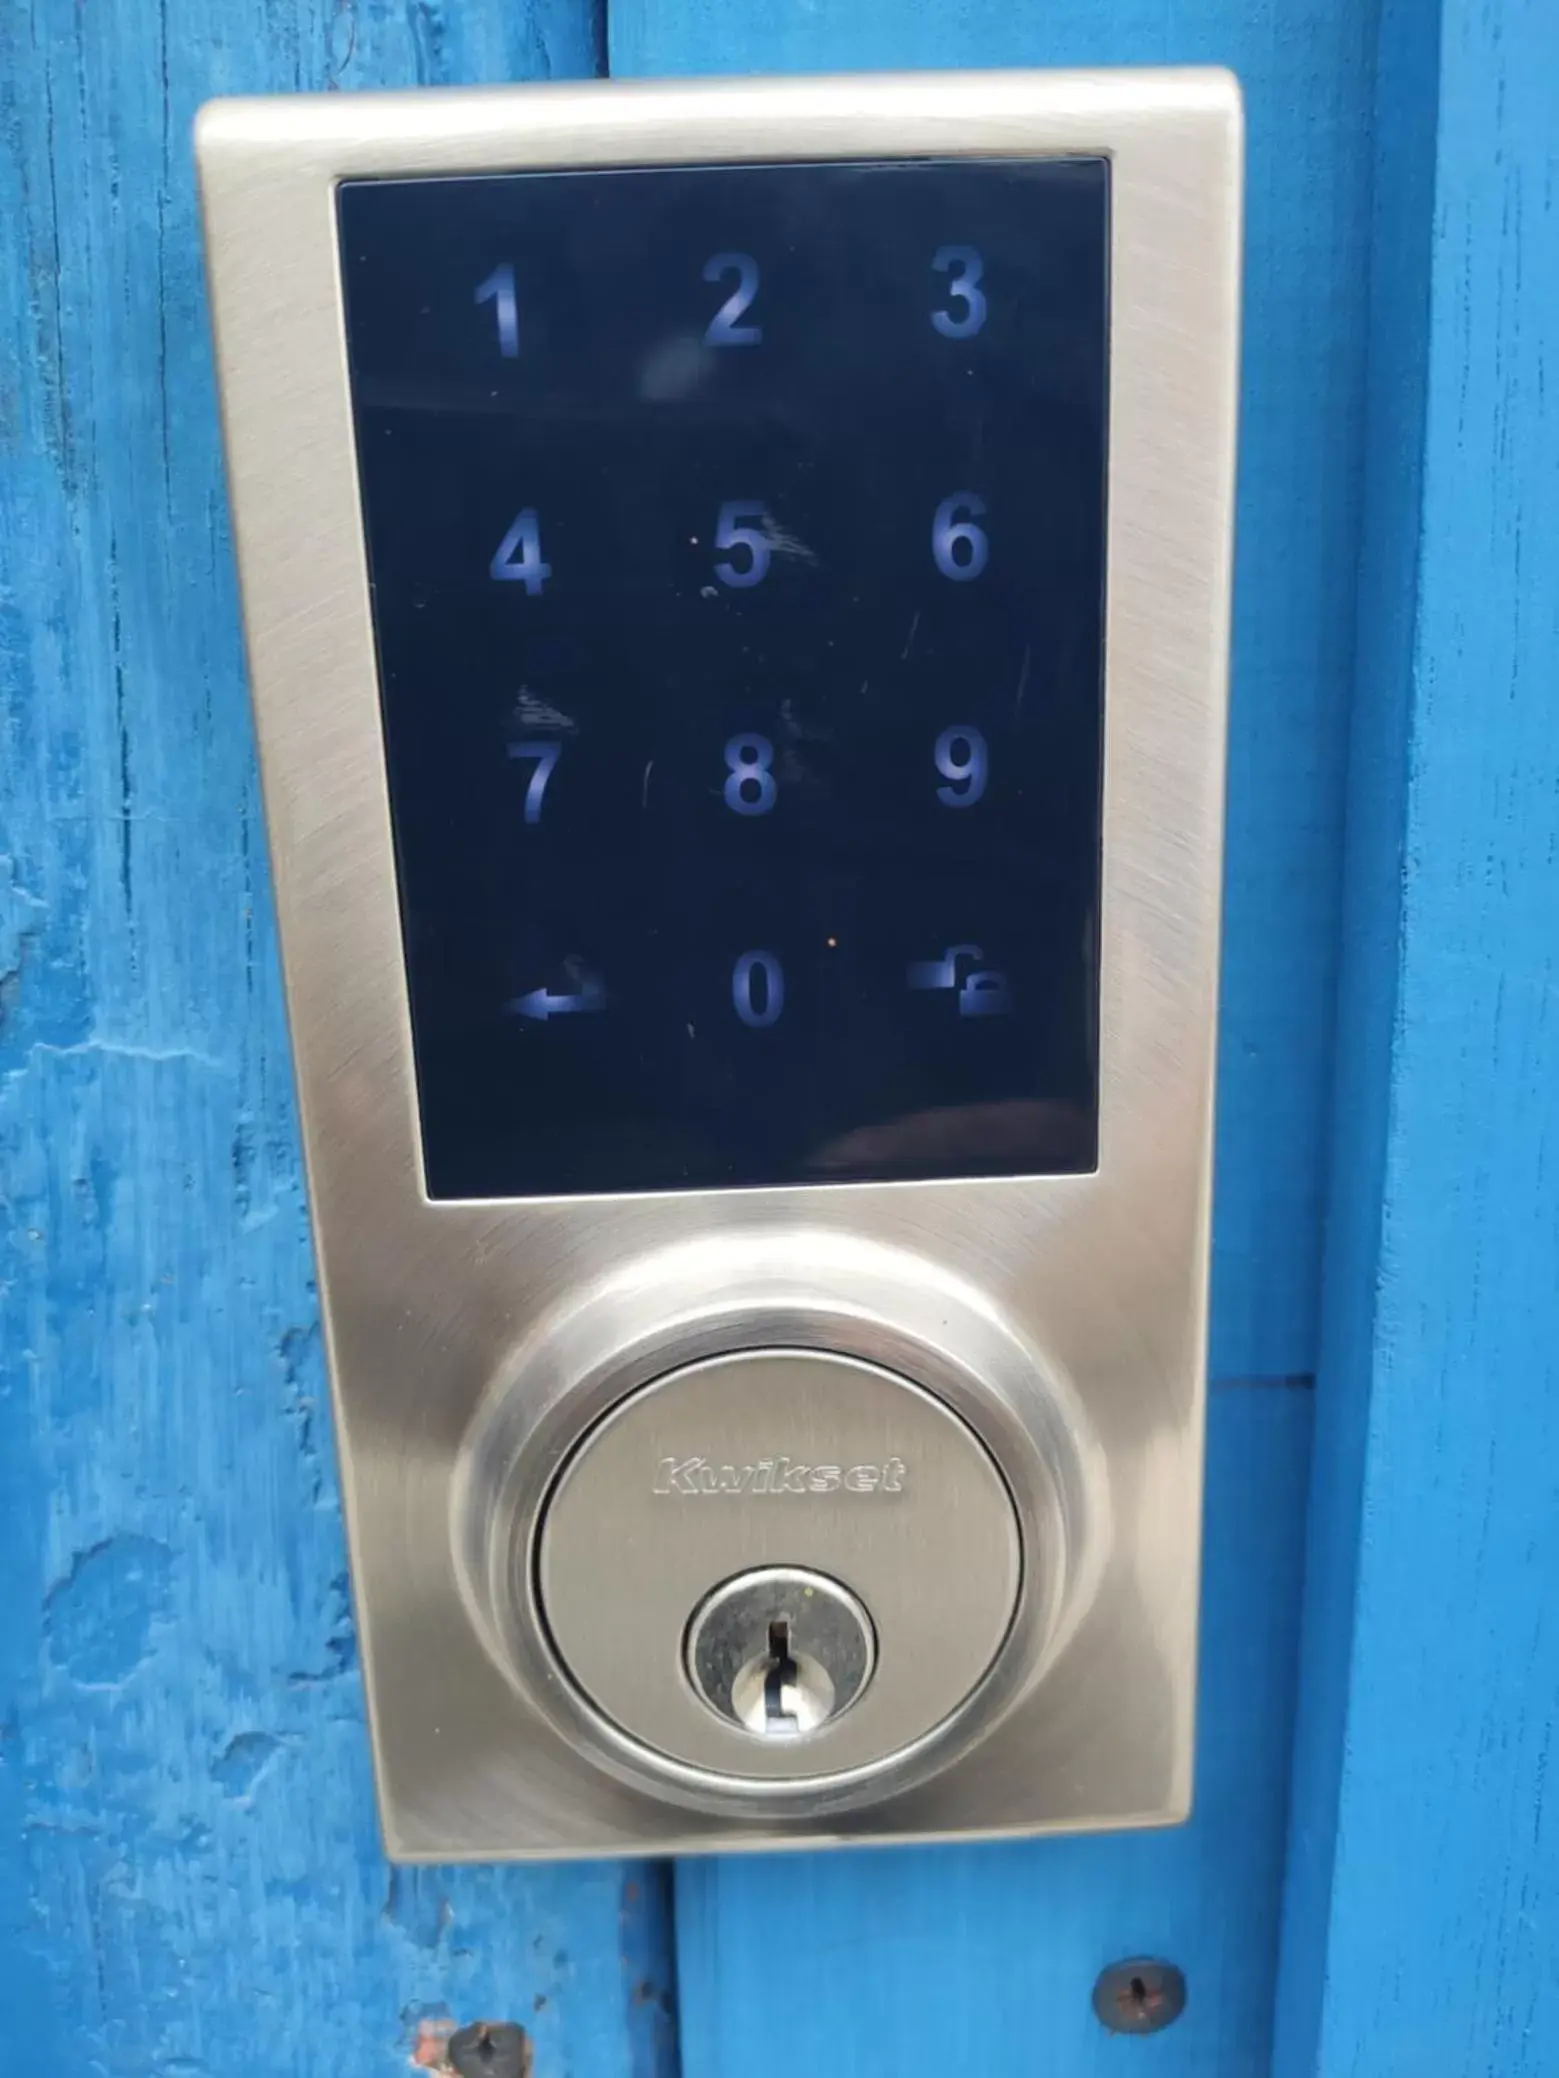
723 734 777 815
733 950 784 1027
934 725 989 807
932 493 988 581
931 246 987 338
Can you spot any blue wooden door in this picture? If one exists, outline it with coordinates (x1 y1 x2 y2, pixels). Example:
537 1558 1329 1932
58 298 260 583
3 0 1552 2072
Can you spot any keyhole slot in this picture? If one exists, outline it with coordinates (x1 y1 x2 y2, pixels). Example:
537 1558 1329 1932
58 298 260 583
763 1617 800 1730
686 1566 877 1740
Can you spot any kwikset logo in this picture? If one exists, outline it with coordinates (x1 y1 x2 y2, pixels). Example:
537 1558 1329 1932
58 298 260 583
653 1455 908 1497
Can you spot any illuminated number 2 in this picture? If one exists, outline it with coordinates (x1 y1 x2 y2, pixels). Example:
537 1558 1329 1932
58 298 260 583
934 725 988 807
490 509 551 594
475 262 519 358
733 950 784 1027
703 253 762 345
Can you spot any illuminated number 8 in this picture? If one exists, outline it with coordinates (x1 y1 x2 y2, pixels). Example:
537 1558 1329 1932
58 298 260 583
723 733 777 815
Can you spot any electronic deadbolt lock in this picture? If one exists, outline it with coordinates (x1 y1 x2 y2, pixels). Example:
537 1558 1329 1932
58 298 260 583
197 68 1241 1859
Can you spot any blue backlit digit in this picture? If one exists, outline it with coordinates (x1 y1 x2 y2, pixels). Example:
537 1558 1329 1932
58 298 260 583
490 509 551 594
703 253 762 345
724 733 777 815
714 501 771 588
934 725 988 807
507 740 561 823
733 950 784 1027
932 493 988 582
931 246 987 338
475 262 519 358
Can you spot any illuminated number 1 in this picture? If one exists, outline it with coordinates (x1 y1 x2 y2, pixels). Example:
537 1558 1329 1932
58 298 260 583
475 263 519 358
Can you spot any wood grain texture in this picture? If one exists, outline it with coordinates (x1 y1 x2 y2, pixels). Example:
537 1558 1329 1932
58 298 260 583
609 0 1383 1388
1276 0 1559 2069
676 1386 1313 2078
0 4 677 2072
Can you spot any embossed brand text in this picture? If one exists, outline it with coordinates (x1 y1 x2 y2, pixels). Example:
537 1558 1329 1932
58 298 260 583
653 1455 908 1497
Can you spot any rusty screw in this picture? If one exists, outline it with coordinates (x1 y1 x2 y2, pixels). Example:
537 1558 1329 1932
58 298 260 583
446 2021 533 2078
1091 1958 1186 2036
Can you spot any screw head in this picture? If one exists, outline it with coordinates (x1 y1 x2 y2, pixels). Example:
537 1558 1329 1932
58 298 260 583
1091 1959 1187 2036
446 2021 532 2078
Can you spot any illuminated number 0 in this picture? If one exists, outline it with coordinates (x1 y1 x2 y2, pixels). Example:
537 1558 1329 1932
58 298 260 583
733 951 784 1027
934 725 988 807
724 734 776 814
490 509 551 595
932 493 988 581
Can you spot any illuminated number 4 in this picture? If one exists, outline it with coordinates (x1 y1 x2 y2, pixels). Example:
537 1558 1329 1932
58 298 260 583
490 509 551 595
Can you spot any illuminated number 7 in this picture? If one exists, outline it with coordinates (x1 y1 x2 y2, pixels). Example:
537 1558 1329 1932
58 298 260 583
507 741 561 823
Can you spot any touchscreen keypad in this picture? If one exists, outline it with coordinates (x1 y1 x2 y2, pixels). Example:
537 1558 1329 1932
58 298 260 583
339 157 1108 1197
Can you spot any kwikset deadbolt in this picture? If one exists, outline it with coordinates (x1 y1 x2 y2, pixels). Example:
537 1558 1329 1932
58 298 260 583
201 67 1239 1857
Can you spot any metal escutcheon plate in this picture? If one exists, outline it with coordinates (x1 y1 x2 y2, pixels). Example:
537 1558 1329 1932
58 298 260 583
537 1350 1023 1781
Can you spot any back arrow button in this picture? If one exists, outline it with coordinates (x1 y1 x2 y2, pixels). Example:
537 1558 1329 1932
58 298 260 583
509 972 607 1021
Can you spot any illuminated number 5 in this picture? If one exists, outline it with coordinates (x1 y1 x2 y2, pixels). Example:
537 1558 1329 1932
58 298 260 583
931 246 987 338
704 253 762 345
932 493 988 582
733 950 784 1027
714 501 771 588
490 509 551 595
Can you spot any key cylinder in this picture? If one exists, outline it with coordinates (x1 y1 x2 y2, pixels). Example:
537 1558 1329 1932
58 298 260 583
687 1566 875 1737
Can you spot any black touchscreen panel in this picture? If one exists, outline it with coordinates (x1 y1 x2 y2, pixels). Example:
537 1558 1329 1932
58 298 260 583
338 158 1109 1198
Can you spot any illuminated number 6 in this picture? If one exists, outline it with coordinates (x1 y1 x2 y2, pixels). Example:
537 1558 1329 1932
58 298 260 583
931 493 988 581
733 950 784 1027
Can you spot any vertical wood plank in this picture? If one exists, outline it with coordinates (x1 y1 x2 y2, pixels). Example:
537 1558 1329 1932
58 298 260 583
0 4 675 2071
609 0 1380 2065
677 1387 1312 2077
1276 0 1559 2069
611 0 1383 1391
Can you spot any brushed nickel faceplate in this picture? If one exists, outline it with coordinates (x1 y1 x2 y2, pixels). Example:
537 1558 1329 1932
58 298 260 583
197 67 1241 1860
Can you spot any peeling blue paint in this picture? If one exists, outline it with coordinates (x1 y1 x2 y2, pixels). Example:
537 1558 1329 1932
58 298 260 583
0 1 673 2070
